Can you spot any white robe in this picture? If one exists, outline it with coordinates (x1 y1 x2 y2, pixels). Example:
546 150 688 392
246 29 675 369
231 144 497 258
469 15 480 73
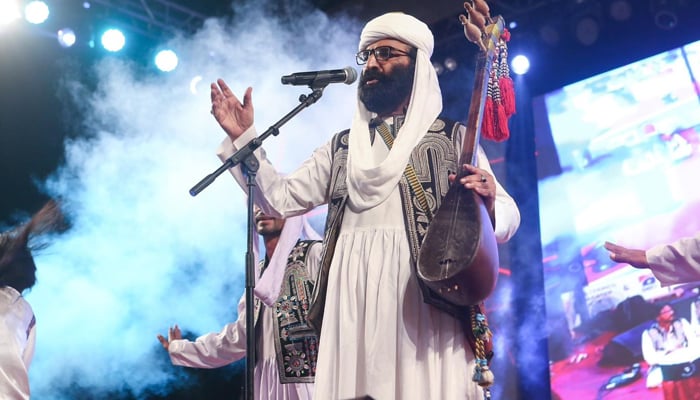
646 233 700 286
168 242 321 400
219 123 520 400
0 286 36 400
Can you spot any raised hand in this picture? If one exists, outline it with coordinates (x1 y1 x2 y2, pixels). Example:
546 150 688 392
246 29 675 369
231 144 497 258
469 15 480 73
156 324 183 351
604 241 650 269
210 79 254 141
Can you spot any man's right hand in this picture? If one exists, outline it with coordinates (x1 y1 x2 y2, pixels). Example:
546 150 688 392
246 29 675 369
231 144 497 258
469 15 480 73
210 79 254 141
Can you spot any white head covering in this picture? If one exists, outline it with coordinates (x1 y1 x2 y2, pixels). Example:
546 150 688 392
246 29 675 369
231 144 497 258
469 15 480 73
253 214 321 307
346 12 443 211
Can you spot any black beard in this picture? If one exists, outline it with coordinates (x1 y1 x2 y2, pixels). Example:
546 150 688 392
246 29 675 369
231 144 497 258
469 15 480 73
358 61 415 115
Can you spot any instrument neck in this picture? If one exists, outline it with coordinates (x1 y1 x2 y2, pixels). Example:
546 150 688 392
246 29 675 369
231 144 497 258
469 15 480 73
458 51 496 179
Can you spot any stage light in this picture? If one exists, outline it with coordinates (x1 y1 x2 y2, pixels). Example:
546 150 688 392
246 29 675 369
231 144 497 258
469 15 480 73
609 0 632 22
189 75 203 95
574 15 600 46
154 49 178 72
101 28 125 52
539 24 560 46
432 61 444 76
444 57 458 72
24 0 49 25
650 0 678 30
0 0 22 28
569 0 604 46
57 28 76 48
511 54 530 75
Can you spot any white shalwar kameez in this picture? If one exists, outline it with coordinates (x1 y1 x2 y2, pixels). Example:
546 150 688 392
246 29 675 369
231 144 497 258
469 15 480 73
220 119 520 399
0 286 36 400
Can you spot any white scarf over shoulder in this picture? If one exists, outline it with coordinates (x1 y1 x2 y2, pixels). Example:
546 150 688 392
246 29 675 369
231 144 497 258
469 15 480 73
346 12 443 211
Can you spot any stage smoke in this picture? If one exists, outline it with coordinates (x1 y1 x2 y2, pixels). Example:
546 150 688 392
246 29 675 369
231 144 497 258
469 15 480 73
29 0 358 398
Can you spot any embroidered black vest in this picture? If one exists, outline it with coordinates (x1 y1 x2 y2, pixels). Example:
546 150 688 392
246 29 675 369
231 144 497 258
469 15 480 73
307 117 488 342
255 239 320 383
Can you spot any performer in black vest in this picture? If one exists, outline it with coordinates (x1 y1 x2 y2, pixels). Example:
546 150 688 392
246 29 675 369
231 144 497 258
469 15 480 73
209 12 520 400
157 208 321 400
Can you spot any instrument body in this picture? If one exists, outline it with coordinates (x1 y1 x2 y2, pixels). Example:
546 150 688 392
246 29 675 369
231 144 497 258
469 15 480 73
417 16 506 306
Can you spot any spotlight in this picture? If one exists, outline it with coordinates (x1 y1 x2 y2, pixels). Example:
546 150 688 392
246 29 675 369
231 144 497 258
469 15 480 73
574 15 600 46
444 57 458 72
101 28 125 52
539 24 560 46
570 1 603 46
189 75 203 95
24 0 49 25
0 0 22 28
609 0 632 21
432 61 444 76
650 0 678 30
511 55 530 75
57 28 76 48
154 49 179 72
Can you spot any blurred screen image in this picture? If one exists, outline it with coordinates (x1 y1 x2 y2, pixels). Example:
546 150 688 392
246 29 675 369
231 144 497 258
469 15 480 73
534 40 700 400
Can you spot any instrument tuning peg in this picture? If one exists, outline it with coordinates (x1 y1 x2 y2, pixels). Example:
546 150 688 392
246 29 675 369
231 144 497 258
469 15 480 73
473 0 492 22
464 1 487 31
459 14 486 51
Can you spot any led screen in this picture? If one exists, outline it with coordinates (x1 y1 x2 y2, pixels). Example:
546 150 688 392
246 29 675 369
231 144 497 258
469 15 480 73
535 39 700 399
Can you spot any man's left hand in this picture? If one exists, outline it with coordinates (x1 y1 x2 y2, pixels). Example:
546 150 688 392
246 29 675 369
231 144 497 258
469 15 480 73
450 164 496 214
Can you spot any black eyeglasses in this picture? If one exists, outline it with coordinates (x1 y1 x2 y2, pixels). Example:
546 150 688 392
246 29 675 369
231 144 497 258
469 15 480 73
356 46 414 65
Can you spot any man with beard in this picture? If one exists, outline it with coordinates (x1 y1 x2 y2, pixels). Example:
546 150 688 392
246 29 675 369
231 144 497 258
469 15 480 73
209 12 520 400
157 208 322 400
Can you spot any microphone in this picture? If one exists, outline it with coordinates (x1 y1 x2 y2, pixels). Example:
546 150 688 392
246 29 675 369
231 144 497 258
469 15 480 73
281 66 358 87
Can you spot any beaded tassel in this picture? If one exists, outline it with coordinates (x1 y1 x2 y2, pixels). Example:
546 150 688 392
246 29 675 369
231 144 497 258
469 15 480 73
471 308 494 398
482 79 495 141
497 29 516 118
490 55 509 142
481 28 513 142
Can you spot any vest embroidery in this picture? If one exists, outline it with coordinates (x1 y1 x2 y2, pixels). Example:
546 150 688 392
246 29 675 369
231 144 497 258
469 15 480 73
261 239 319 383
309 118 482 331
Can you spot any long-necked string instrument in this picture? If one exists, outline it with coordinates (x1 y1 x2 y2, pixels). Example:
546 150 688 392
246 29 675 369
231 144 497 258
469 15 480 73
417 1 515 307
417 3 515 398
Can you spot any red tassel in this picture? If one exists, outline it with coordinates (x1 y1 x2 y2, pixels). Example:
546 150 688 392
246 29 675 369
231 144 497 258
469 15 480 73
495 102 510 142
499 76 516 117
481 97 495 141
501 28 511 42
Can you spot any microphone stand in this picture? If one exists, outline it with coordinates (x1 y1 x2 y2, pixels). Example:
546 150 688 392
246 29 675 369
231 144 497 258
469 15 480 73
189 84 327 400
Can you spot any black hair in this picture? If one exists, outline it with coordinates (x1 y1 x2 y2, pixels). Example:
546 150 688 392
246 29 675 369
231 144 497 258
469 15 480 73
0 200 66 293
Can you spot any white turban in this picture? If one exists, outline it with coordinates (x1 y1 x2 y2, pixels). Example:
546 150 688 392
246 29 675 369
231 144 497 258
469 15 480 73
346 12 443 211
